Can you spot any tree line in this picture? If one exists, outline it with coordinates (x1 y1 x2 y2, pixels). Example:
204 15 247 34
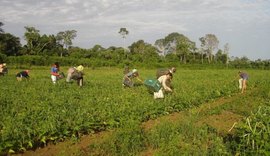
0 22 269 69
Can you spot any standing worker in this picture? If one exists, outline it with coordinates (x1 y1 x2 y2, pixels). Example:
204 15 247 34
238 71 249 94
16 70 30 81
51 62 61 84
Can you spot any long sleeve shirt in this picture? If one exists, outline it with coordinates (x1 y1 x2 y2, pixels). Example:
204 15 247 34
158 75 172 92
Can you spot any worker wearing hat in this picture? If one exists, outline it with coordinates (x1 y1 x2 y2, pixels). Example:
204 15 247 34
66 65 84 86
122 68 143 87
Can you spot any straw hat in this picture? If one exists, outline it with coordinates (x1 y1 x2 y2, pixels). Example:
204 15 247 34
76 65 84 72
132 69 137 73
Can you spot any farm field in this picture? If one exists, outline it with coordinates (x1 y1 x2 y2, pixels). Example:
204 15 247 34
0 67 270 155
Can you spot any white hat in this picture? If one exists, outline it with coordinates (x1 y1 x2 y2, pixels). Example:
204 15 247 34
132 69 137 73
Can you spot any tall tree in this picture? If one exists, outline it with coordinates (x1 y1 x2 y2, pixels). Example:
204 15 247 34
36 34 59 55
0 22 4 33
176 39 191 64
0 33 21 56
129 40 147 54
215 49 227 63
199 34 219 63
155 32 195 61
199 37 206 64
24 26 41 54
118 28 129 50
224 43 230 67
56 30 77 57
154 39 166 56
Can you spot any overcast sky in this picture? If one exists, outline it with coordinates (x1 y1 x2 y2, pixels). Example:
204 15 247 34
1 0 269 60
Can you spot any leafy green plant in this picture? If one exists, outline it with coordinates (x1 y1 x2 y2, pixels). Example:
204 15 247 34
234 106 270 155
0 68 269 154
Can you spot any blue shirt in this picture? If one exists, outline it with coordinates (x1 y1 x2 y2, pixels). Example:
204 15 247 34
51 67 58 74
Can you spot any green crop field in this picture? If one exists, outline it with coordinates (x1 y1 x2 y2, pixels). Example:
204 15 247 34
0 67 270 155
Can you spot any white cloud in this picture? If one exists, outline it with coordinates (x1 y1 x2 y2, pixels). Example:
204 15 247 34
0 0 269 59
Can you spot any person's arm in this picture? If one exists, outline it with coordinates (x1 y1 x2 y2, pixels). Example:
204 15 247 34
161 77 172 92
233 73 240 81
51 68 60 76
26 74 30 80
0 65 3 73
136 76 143 83
51 72 59 76
124 74 131 81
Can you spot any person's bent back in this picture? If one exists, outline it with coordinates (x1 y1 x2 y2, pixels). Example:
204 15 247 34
66 65 84 86
16 70 30 81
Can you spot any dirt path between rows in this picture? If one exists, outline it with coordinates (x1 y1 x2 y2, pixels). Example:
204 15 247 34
143 93 246 132
16 92 248 156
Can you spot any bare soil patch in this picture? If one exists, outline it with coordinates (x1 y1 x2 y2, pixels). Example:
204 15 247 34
16 131 113 156
198 110 243 135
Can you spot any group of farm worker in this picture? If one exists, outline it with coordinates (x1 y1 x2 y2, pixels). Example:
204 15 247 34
0 62 249 95
0 62 84 86
122 67 249 98
50 62 84 86
0 63 31 81
122 67 176 99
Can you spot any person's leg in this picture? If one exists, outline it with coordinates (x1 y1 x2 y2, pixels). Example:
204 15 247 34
242 79 247 93
66 72 72 82
16 77 22 81
51 75 57 84
16 74 23 81
238 78 243 89
123 78 133 87
77 77 83 86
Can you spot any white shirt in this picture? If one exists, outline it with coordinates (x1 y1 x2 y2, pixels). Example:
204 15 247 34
158 75 172 92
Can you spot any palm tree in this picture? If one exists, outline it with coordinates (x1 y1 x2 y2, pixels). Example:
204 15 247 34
118 28 129 51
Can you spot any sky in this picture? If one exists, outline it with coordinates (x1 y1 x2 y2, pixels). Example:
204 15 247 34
0 0 270 60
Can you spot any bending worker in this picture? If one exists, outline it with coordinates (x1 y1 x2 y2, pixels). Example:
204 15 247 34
66 65 84 86
122 68 143 87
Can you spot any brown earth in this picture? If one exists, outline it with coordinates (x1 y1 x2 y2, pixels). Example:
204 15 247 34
198 110 243 135
16 131 113 156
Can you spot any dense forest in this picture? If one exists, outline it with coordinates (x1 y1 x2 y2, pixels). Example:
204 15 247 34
0 22 269 69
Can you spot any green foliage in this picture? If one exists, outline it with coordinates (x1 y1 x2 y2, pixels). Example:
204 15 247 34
0 68 269 154
89 121 146 156
0 53 7 63
56 30 77 54
233 106 270 155
0 23 269 68
146 121 229 155
0 33 21 56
